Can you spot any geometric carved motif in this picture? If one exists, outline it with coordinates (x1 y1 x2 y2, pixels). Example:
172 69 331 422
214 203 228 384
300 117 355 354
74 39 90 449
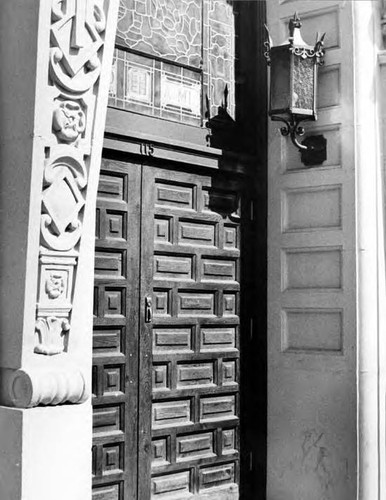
35 0 109 356
41 152 87 252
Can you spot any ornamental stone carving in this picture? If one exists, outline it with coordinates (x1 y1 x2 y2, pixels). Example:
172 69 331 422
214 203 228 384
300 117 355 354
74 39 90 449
33 1 106 363
40 151 87 252
35 316 71 356
0 0 119 410
53 100 86 144
45 273 65 299
0 367 87 408
50 0 106 93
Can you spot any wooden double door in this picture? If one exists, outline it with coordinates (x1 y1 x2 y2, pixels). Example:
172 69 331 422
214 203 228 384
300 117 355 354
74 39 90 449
92 156 246 499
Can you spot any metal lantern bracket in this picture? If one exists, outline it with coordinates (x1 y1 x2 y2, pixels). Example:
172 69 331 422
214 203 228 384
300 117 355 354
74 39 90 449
272 115 327 166
265 14 327 166
271 114 310 151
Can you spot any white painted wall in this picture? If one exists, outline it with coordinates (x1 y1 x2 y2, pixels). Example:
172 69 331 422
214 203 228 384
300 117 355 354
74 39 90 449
267 2 386 499
267 2 358 499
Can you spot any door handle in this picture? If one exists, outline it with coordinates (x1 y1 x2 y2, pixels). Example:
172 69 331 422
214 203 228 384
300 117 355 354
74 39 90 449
145 296 152 323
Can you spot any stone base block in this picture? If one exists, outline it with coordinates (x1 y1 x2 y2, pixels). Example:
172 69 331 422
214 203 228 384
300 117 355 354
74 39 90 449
0 404 91 500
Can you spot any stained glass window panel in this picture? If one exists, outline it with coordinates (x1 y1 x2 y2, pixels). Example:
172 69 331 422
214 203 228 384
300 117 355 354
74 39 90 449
206 0 235 119
117 0 203 68
111 0 235 126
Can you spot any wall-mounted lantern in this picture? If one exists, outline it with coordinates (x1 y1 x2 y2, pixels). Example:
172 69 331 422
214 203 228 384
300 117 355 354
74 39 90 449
264 13 327 166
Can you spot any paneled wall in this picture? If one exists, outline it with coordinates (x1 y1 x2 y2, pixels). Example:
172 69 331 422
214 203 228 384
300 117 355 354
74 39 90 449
266 2 357 499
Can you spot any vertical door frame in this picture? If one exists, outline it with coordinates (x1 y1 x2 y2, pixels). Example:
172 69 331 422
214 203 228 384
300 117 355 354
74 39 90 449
137 164 155 500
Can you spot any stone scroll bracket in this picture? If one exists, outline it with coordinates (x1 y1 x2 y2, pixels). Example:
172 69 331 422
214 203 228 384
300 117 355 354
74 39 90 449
0 0 119 409
0 365 88 408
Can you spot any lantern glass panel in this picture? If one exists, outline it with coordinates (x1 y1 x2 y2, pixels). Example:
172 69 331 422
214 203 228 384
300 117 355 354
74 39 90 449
270 46 291 115
291 56 315 116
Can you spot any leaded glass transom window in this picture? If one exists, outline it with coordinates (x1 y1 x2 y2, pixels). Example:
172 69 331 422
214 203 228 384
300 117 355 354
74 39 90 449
108 0 235 126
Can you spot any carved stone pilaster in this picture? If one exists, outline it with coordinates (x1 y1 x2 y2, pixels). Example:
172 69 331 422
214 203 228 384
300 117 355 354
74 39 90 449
0 0 119 408
32 2 109 359
29 1 117 369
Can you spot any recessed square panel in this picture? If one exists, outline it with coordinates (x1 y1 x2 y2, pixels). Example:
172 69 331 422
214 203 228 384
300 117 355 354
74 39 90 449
224 225 237 249
318 65 340 109
152 399 192 428
177 362 215 388
153 364 169 390
178 292 215 316
153 289 170 316
104 288 125 317
153 327 193 353
93 404 123 436
201 258 236 282
200 327 237 351
223 293 237 316
282 309 343 353
102 443 123 475
92 483 120 500
93 327 124 356
156 182 194 210
103 365 123 394
283 248 342 290
152 437 169 467
199 462 235 491
151 470 192 497
283 186 342 231
154 254 193 281
176 432 215 461
155 217 172 243
95 249 125 279
178 220 216 247
200 395 236 422
223 361 237 386
98 171 125 201
106 210 126 240
222 429 237 455
294 9 339 50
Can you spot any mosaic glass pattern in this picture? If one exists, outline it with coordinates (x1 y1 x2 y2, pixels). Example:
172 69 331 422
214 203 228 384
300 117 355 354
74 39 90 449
117 0 203 67
112 0 235 125
293 56 314 111
205 0 235 119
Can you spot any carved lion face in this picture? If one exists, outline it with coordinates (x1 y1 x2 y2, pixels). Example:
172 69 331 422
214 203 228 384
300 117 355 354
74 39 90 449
52 100 86 143
45 273 65 299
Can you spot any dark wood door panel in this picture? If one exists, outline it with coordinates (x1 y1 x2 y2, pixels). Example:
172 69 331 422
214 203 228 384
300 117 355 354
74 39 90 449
141 166 243 500
92 158 142 500
93 159 246 500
